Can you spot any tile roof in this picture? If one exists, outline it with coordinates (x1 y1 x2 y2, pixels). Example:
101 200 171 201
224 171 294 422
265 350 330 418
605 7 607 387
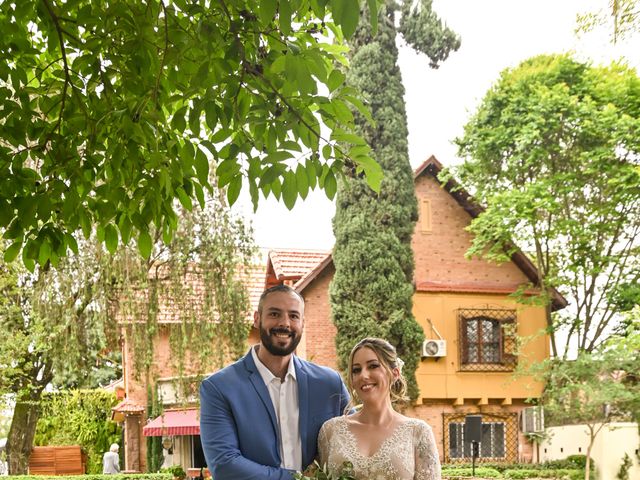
112 398 145 413
268 249 331 282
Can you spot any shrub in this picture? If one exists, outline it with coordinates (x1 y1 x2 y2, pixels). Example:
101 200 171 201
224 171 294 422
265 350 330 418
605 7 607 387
8 475 172 480
503 469 584 479
442 466 503 478
160 465 186 480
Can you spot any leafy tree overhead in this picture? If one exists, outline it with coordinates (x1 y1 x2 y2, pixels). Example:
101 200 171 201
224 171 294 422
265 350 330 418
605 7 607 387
0 0 383 269
454 54 640 357
330 0 460 401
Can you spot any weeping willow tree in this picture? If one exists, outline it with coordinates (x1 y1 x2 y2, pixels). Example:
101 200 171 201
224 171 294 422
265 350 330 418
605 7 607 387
110 194 254 473
0 193 254 474
330 0 460 401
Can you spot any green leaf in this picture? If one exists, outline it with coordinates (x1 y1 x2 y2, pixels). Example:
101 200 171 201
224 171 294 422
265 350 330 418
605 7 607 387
282 171 297 209
137 230 152 259
324 169 337 199
328 70 345 92
65 234 79 255
118 216 132 245
335 0 359 38
38 240 51 266
204 101 218 130
279 0 292 36
176 187 193 211
216 158 241 188
194 148 210 185
3 239 22 262
296 164 309 199
104 224 118 253
367 0 378 35
259 0 278 24
226 175 242 206
171 106 188 133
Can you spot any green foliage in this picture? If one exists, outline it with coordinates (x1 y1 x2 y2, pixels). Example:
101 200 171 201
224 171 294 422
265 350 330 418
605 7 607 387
115 194 255 387
159 466 186 480
533 324 638 480
330 0 459 401
503 469 584 480
33 390 121 474
146 385 164 474
454 54 640 356
1 191 255 473
577 0 640 43
441 467 502 478
0 0 383 269
443 458 593 473
7 475 171 480
616 453 633 480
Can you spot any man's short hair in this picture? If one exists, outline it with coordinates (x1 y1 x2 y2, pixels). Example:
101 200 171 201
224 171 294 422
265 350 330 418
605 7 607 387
257 284 304 314
109 443 119 452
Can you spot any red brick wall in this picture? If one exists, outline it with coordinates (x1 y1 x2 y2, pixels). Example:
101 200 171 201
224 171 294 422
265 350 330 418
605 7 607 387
300 263 338 370
408 401 534 463
412 173 530 287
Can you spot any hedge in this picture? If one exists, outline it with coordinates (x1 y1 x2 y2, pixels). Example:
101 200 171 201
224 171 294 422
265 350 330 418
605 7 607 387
504 469 584 480
9 475 172 480
442 467 503 478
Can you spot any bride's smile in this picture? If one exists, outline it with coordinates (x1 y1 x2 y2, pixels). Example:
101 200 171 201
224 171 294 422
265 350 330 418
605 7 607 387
351 347 395 403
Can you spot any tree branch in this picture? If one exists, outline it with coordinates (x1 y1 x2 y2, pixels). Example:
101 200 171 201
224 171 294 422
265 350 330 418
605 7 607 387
153 1 169 105
42 0 70 135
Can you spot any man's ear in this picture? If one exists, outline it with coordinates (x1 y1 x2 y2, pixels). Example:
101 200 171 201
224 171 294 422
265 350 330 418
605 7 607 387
253 310 260 329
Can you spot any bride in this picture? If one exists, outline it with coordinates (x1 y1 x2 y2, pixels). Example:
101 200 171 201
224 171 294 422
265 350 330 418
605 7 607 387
318 338 441 480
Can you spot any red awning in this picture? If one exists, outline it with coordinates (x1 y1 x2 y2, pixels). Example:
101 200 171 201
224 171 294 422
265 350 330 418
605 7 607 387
143 409 200 437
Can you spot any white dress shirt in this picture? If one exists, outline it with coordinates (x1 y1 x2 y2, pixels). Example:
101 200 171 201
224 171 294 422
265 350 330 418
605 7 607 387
251 345 302 471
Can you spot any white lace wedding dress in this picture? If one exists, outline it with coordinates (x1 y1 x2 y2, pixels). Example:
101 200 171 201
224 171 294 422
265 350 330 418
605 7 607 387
318 416 441 480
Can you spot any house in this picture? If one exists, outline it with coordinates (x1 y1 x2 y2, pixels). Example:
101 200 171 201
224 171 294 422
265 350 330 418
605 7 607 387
110 251 331 472
112 154 566 471
295 155 567 463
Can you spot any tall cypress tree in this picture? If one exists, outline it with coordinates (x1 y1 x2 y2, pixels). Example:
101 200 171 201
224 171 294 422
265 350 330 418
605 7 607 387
330 0 460 401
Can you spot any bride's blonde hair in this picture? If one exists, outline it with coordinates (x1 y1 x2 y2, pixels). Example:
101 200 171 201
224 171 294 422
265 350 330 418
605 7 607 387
344 337 408 414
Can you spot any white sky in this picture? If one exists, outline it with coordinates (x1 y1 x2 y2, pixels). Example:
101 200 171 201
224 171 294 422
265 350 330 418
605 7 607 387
234 0 639 251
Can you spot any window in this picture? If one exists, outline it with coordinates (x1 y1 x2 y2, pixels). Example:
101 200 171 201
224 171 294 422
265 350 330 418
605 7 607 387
458 308 517 371
463 316 501 363
448 422 506 459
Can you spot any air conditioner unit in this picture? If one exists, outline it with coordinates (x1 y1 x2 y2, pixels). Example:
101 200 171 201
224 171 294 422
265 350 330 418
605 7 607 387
521 406 545 433
422 339 446 358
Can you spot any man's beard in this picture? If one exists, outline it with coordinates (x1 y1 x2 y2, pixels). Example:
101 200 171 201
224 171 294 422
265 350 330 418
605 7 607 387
259 323 302 356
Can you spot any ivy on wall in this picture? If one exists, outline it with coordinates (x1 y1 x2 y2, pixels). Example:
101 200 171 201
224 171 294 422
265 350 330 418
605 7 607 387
34 390 121 474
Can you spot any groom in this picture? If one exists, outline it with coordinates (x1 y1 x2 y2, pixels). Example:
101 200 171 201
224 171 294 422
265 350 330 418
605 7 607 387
200 284 349 479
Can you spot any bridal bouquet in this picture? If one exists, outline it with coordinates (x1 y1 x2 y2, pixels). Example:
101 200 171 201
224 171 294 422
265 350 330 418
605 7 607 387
294 461 356 480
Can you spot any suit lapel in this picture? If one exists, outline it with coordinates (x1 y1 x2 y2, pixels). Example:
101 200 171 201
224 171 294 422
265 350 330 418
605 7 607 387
295 356 310 465
243 350 279 437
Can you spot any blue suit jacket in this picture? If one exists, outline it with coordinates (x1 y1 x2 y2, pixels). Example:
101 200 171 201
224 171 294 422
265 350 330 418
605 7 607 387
200 350 349 480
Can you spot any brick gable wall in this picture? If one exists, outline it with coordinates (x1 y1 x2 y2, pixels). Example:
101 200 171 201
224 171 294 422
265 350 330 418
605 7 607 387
412 173 530 288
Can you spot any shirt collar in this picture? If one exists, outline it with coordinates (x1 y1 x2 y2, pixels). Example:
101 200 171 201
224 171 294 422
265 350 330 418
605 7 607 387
251 344 297 383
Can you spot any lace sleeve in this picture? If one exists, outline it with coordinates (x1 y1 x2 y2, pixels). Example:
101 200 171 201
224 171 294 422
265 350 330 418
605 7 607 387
317 419 333 468
414 421 441 480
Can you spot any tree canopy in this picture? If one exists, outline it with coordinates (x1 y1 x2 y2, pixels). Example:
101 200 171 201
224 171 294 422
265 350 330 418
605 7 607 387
0 0 382 268
453 54 640 357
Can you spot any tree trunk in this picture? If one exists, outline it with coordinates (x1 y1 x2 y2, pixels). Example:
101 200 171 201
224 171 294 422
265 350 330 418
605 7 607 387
585 435 595 480
6 359 53 475
6 396 42 474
